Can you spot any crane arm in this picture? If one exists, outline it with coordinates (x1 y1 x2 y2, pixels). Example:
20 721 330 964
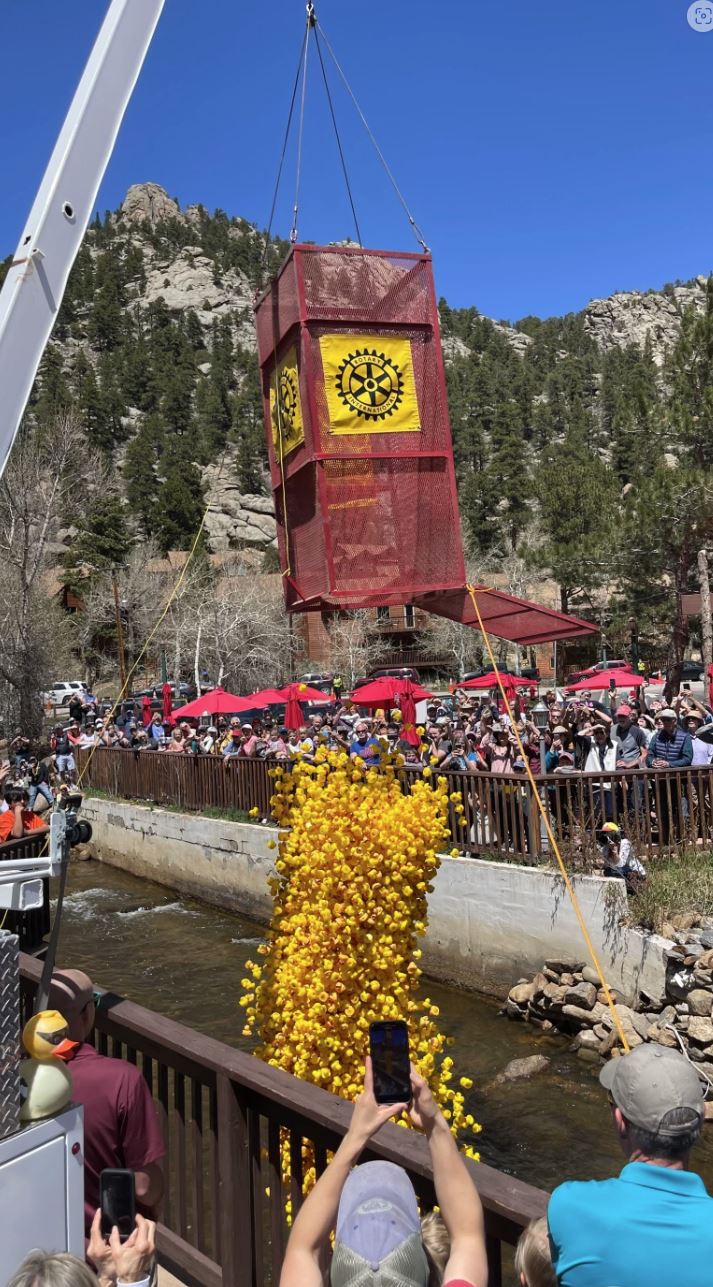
0 0 165 479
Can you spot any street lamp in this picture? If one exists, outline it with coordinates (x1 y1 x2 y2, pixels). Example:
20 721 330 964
628 616 639 674
531 699 549 773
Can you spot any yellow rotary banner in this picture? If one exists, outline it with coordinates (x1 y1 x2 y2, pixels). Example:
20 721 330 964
320 333 421 434
269 348 304 458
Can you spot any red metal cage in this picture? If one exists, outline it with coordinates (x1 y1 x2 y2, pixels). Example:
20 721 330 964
254 244 465 611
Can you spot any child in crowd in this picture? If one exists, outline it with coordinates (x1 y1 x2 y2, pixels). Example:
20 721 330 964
599 821 646 889
515 1217 556 1287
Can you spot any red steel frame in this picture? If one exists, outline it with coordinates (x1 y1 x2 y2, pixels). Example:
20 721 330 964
254 243 466 613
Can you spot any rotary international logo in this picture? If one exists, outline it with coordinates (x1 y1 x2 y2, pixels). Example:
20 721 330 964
335 347 405 422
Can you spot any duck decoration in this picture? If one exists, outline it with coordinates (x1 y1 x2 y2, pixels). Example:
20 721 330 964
20 1010 74 1121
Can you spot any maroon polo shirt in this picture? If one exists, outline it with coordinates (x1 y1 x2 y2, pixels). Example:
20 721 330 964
68 1042 165 1233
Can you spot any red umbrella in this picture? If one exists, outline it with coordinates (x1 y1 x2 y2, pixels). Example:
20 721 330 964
352 678 433 747
567 669 644 692
275 682 331 731
246 688 289 708
456 672 531 697
351 678 434 707
172 687 258 720
162 682 173 727
141 695 152 727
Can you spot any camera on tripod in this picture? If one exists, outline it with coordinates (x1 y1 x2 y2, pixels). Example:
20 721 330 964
56 789 92 848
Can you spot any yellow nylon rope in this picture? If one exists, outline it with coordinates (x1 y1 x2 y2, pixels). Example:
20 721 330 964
465 584 630 1052
272 357 292 579
77 474 217 788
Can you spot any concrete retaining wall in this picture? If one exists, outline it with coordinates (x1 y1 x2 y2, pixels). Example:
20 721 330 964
82 796 671 1006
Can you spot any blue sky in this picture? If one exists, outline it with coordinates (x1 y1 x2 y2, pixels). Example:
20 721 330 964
1 0 712 321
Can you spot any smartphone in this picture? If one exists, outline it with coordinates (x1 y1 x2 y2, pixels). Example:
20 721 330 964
609 678 616 691
369 1020 411 1105
100 1168 135 1242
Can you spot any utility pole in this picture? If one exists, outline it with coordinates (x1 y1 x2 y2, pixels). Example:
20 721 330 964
112 569 127 692
698 548 712 705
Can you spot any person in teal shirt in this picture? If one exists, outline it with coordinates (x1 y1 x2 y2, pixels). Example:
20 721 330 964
548 1044 713 1286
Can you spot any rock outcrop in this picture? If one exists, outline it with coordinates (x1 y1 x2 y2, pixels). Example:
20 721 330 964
203 452 277 552
120 183 182 226
584 276 710 366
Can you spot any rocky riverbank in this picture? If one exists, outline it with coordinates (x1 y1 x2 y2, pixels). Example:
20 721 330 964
503 917 713 1079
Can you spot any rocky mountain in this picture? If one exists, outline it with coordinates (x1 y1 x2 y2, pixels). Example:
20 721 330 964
3 181 709 578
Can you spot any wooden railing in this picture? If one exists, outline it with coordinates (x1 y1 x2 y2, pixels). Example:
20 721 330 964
19 954 546 1287
77 748 713 861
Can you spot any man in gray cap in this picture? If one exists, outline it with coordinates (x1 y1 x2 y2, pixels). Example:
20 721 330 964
548 1044 713 1286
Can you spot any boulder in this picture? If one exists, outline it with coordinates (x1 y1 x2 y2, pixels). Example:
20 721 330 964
647 1024 678 1049
564 981 598 1011
697 949 713 970
582 966 603 987
545 958 584 974
559 972 576 987
687 1016 713 1046
508 982 536 1006
495 1055 551 1083
616 1005 651 1042
700 929 713 950
562 1002 607 1026
542 982 566 1005
573 1029 603 1054
531 971 549 997
686 990 713 1018
671 912 699 931
597 988 620 1007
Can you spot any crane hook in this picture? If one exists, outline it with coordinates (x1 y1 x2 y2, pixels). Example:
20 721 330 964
306 1 316 26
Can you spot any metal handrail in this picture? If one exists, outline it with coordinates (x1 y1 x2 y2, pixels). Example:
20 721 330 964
19 953 546 1287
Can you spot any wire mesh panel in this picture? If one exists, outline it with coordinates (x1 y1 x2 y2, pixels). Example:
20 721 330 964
254 244 465 612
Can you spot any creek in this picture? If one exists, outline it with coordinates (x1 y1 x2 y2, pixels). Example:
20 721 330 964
54 857 713 1194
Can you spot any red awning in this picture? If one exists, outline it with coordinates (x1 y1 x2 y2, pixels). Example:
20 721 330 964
413 587 598 647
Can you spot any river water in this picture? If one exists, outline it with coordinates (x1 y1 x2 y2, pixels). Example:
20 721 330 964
55 858 713 1195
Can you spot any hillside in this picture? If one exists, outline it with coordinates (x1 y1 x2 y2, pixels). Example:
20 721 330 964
3 181 713 650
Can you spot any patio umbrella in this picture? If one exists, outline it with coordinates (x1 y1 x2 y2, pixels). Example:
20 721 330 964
275 682 331 730
245 688 289 708
352 678 434 746
351 678 434 707
172 687 257 720
162 682 173 727
455 671 531 698
141 695 152 727
567 669 644 692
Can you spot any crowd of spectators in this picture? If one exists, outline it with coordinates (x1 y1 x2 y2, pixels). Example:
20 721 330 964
5 678 713 855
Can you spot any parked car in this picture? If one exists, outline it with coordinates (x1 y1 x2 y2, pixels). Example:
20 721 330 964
45 681 86 706
367 666 422 683
648 660 704 683
564 659 628 686
296 673 335 694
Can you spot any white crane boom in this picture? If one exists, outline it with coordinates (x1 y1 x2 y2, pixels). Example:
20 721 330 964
0 0 165 479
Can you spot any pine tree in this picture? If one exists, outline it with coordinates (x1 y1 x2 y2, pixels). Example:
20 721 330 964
155 439 206 552
123 414 165 537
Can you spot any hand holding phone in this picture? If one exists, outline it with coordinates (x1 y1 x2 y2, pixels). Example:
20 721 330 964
369 1020 411 1105
100 1168 135 1243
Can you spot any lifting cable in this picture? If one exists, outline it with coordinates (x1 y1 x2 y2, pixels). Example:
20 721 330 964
314 15 430 253
465 584 631 1053
262 2 428 260
290 4 312 244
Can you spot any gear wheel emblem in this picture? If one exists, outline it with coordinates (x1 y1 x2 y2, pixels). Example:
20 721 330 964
273 367 299 433
335 348 404 421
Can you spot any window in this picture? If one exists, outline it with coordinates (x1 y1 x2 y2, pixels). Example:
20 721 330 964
376 606 390 624
404 604 415 628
